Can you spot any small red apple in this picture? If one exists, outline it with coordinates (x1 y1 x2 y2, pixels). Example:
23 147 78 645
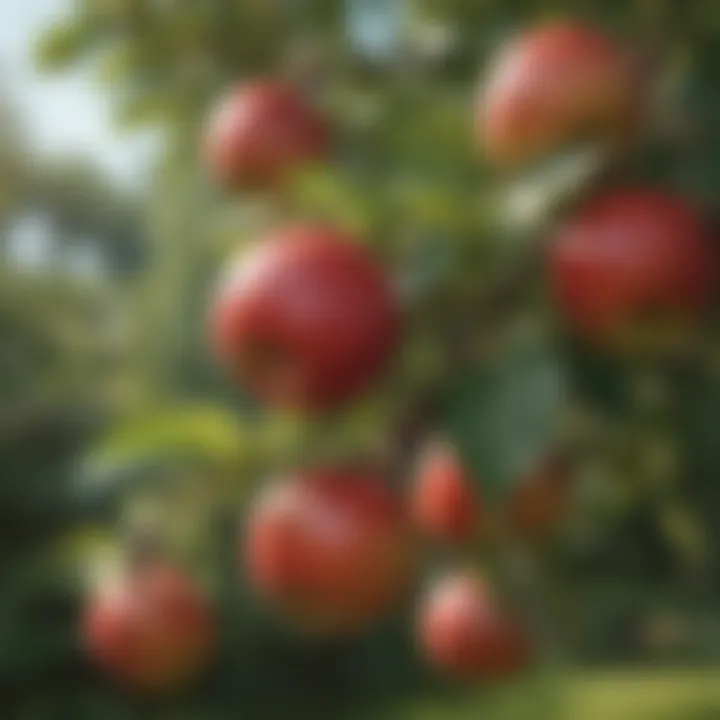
478 22 635 168
202 80 329 190
244 468 415 635
411 440 481 545
82 562 215 692
549 189 714 349
417 570 532 681
211 224 400 411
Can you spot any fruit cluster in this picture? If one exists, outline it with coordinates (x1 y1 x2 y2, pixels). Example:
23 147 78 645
82 21 716 693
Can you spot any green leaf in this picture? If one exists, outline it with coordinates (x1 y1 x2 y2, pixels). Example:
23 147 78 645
443 331 565 500
288 167 376 237
397 231 456 303
499 144 608 237
34 20 94 71
86 404 246 474
96 45 139 85
115 89 173 129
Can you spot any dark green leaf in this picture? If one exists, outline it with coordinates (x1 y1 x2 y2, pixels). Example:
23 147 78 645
443 331 565 500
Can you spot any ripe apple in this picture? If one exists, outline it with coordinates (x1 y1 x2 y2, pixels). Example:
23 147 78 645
82 563 215 692
411 440 481 545
244 468 415 635
202 80 329 190
210 224 400 411
478 22 635 168
417 570 531 680
549 189 714 349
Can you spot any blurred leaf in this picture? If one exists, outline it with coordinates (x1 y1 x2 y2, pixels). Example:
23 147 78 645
396 231 456 303
500 144 608 238
87 404 246 472
658 503 709 573
54 525 118 568
35 20 95 70
389 178 475 232
289 167 376 236
443 330 565 500
96 44 138 85
115 88 174 128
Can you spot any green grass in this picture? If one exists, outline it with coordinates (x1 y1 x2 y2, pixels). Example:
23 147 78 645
372 669 720 720
569 669 720 720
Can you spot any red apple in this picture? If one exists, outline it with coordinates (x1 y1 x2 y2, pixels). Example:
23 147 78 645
202 80 329 190
549 189 714 349
411 440 481 545
244 468 415 635
82 563 215 692
417 571 531 681
210 224 400 411
478 22 635 168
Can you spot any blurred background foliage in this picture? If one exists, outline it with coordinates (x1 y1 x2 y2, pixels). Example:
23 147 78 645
2 0 720 718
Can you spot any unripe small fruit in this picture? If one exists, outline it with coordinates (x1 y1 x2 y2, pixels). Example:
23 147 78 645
411 441 481 545
82 563 215 692
478 22 634 168
244 468 415 636
549 189 714 349
507 458 572 540
417 571 531 680
211 224 400 411
203 80 329 190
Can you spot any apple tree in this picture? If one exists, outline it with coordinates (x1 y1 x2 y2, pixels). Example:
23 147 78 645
10 0 720 717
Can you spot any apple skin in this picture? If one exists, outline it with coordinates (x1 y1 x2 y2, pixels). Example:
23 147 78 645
478 22 634 168
211 224 400 412
244 468 416 636
82 563 215 693
203 80 329 190
411 441 481 545
417 571 531 681
549 189 714 349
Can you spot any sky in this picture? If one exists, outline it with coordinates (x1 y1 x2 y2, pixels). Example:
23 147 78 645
0 0 158 189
